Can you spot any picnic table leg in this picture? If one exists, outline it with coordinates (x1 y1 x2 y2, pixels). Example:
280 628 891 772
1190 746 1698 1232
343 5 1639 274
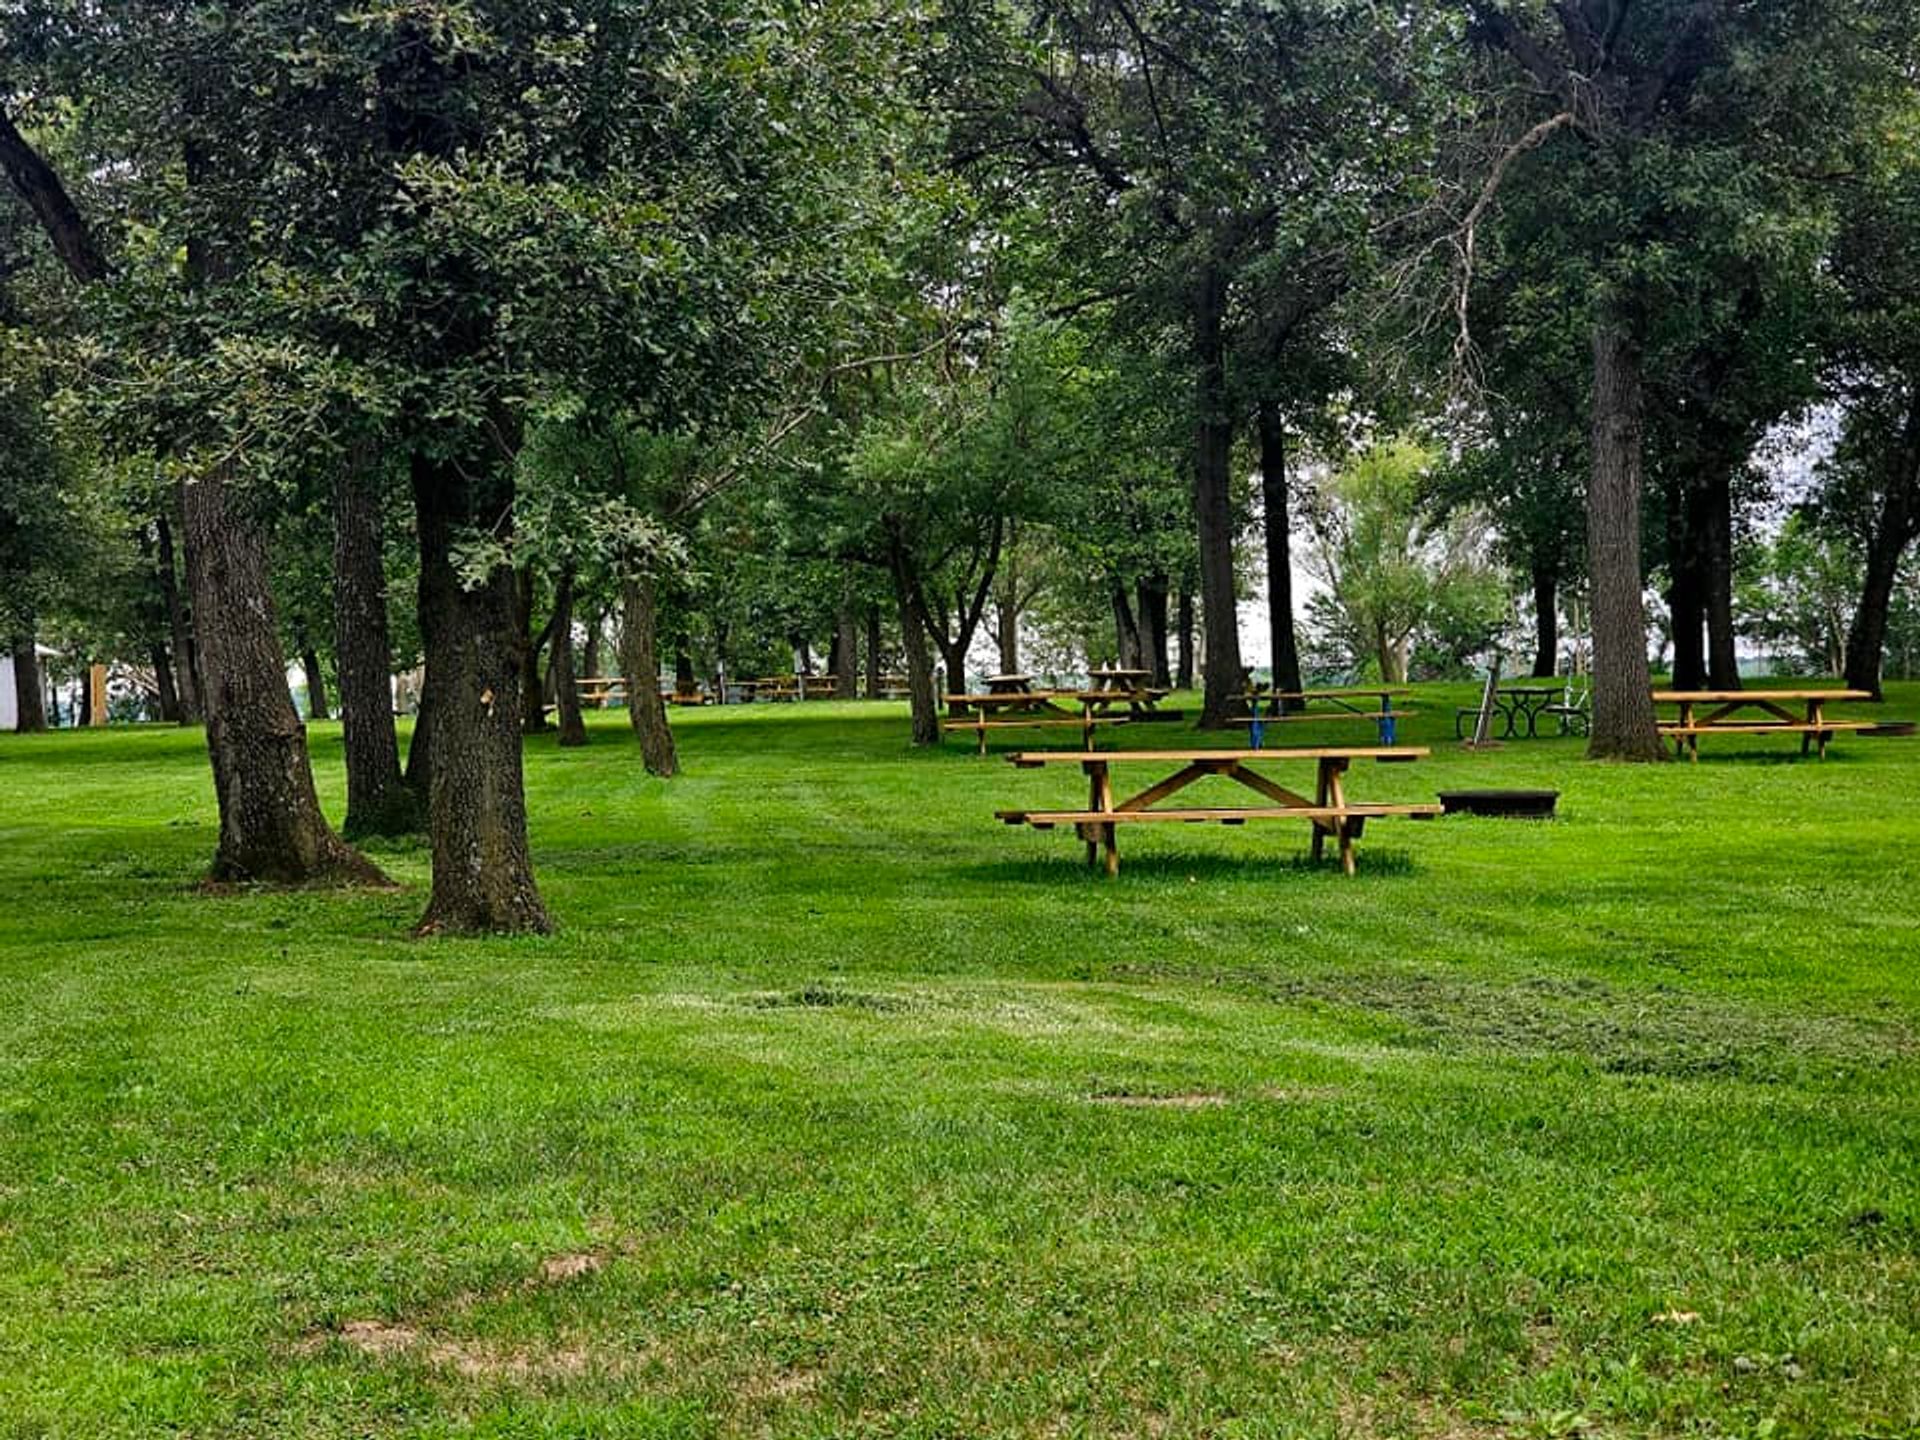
1082 761 1117 876
1311 759 1331 864
1803 699 1821 757
1326 760 1356 875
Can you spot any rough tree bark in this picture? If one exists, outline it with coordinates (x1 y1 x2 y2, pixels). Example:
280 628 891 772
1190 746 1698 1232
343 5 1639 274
1192 266 1244 727
9 632 47 732
1530 563 1559 678
332 458 419 837
548 569 588 748
1586 317 1666 760
181 469 386 884
887 528 940 745
1257 401 1304 701
412 452 550 932
621 576 678 775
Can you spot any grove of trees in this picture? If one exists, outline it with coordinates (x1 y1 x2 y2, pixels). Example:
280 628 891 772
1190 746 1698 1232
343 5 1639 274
3 0 1917 931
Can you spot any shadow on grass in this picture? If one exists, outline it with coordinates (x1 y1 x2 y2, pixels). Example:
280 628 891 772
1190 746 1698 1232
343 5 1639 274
954 848 1420 885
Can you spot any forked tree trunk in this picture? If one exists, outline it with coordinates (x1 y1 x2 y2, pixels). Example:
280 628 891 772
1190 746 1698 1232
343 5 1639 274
1586 317 1665 760
333 458 419 837
301 642 331 721
1530 564 1559 678
865 604 883 699
412 453 550 933
621 575 678 777
996 599 1019 675
1192 266 1244 727
1843 389 1920 698
887 530 940 745
181 468 386 884
549 569 588 748
9 633 47 732
1176 587 1195 689
1257 401 1303 699
155 512 201 723
1136 573 1171 687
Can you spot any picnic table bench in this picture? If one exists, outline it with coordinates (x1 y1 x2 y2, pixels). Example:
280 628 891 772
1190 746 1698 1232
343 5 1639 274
1653 689 1876 760
943 688 1128 754
996 747 1439 876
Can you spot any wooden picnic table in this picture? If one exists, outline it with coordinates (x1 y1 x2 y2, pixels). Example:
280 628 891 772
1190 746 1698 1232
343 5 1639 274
1653 688 1876 761
997 747 1439 876
1088 667 1153 690
984 673 1037 694
943 689 1127 754
1247 686 1416 744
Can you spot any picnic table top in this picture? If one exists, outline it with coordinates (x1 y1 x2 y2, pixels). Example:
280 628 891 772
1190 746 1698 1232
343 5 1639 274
1652 688 1872 702
1009 746 1428 767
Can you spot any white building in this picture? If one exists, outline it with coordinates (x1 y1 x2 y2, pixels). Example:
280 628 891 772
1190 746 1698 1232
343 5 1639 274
0 646 57 731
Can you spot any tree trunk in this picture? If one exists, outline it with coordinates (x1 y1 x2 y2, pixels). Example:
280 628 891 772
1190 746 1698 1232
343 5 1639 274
549 568 588 748
411 452 550 932
155 512 202 723
579 610 602 685
1530 563 1559 678
180 468 386 884
332 458 418 837
1844 389 1920 696
1136 573 1171 687
301 642 331 721
149 643 181 723
835 605 858 697
887 528 940 745
1257 401 1303 699
1702 473 1739 689
1586 316 1666 760
865 604 883 699
1111 585 1142 670
405 680 434 799
621 575 678 777
9 632 47 732
1176 587 1195 689
517 566 550 734
996 597 1019 675
1192 266 1244 727
1665 480 1707 691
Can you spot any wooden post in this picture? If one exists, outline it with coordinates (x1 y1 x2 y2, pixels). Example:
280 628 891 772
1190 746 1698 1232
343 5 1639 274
88 664 108 726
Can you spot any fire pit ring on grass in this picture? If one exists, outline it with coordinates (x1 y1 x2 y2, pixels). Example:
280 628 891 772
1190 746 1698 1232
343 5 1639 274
1438 789 1559 820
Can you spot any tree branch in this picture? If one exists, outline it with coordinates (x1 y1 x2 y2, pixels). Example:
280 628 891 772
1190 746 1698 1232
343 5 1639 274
0 107 109 282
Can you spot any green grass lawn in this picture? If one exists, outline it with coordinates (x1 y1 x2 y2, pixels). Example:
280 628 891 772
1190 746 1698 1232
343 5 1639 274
2 686 1917 1439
